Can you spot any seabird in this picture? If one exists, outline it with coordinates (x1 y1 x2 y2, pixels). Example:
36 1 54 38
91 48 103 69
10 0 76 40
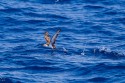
43 29 61 49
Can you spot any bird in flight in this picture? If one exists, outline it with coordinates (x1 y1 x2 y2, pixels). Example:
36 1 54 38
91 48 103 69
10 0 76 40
43 29 61 49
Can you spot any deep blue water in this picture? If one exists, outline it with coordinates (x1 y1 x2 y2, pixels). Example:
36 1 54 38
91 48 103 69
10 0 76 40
0 0 125 83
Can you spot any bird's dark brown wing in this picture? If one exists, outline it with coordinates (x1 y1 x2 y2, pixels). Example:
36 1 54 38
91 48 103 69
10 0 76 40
51 30 61 48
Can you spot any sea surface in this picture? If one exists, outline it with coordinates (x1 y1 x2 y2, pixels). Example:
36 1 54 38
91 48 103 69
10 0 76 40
0 0 125 83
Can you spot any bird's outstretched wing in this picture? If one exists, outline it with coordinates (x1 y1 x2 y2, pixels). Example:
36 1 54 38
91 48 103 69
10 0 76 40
51 30 61 49
44 32 51 46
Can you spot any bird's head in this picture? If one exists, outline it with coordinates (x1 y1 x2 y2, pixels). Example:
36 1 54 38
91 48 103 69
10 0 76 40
44 32 49 36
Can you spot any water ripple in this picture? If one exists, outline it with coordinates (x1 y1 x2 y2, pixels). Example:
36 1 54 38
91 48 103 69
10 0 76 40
0 0 125 83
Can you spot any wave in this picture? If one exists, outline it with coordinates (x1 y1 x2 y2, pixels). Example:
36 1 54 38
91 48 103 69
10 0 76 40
90 47 125 59
23 66 63 72
0 0 125 82
0 8 22 13
0 77 14 83
84 5 105 10
88 77 108 82
17 0 72 4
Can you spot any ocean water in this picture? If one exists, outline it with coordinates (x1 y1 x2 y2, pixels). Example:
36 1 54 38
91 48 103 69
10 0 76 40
0 0 125 83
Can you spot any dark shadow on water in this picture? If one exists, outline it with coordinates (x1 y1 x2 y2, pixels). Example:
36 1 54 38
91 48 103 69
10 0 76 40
0 77 22 83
